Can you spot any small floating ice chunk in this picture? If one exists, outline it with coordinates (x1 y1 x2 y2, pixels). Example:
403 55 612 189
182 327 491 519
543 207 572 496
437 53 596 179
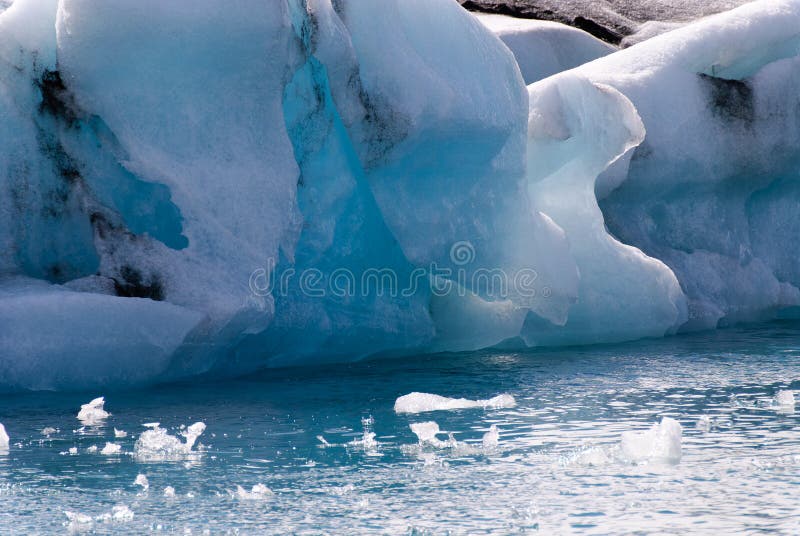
114 428 128 438
77 397 110 424
41 427 58 436
0 423 9 451
64 511 93 526
394 392 516 414
95 505 134 523
696 415 712 432
69 447 78 455
235 484 273 500
87 445 98 453
348 417 380 453
134 474 149 490
409 421 454 449
482 425 500 449
620 417 682 464
163 486 176 497
773 390 795 408
133 422 206 461
100 442 122 455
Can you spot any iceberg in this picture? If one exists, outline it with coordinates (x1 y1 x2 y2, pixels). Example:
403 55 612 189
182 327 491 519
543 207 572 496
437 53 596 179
0 0 798 389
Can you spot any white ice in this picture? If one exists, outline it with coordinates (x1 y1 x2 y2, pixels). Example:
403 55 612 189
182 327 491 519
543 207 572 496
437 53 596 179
773 390 796 409
394 392 516 414
619 417 683 464
76 397 109 425
0 423 8 451
475 14 615 84
100 442 121 455
134 474 149 491
235 484 273 500
133 422 205 461
482 424 500 449
0 0 798 388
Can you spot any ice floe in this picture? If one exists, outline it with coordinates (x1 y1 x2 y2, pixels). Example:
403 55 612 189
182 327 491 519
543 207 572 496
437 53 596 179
76 397 110 425
394 392 516 414
133 422 206 461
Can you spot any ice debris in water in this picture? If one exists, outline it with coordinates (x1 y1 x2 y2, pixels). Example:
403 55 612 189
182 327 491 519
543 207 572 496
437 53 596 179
114 428 128 438
77 397 110 425
348 417 380 454
394 392 516 414
235 484 273 500
100 442 121 455
0 423 8 451
87 445 98 453
64 505 134 528
64 511 93 526
773 390 796 408
133 422 206 461
134 474 149 490
482 425 500 449
96 505 134 523
41 427 57 436
316 435 330 447
163 486 176 497
68 447 78 455
696 415 712 432
410 422 457 449
619 417 683 464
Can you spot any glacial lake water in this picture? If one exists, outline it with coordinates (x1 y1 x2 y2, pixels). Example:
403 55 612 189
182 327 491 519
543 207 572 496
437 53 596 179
1 322 799 534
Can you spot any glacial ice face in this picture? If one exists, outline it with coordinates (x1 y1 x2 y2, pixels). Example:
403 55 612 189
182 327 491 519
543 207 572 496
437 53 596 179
0 0 799 389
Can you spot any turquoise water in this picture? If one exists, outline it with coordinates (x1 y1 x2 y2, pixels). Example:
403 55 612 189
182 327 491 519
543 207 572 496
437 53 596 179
1 323 799 534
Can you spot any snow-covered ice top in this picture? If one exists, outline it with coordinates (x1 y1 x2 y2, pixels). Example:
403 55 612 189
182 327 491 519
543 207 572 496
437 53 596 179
475 14 615 84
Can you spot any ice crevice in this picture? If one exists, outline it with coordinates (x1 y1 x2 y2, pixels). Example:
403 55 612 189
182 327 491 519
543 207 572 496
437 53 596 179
1 0 800 389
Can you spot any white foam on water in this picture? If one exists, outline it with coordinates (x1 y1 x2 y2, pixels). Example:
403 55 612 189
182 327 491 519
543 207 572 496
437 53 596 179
394 392 516 414
133 422 206 461
77 397 110 425
619 417 683 465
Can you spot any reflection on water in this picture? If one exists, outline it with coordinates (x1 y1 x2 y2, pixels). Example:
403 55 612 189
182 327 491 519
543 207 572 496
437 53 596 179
0 322 799 533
